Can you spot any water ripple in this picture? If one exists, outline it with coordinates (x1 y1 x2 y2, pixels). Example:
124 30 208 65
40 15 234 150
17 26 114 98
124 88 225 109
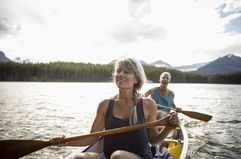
217 120 241 124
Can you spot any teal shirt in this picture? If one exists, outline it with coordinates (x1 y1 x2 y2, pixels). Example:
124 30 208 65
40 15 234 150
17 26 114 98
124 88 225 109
153 87 174 112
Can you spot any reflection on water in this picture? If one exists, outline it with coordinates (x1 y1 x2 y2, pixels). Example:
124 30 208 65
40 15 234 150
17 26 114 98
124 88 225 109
0 82 241 159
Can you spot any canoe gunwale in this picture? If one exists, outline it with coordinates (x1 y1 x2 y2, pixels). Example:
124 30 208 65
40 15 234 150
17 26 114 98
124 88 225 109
69 125 189 159
178 124 188 159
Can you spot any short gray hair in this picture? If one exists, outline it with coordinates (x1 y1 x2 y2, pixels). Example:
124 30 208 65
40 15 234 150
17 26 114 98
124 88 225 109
160 72 171 81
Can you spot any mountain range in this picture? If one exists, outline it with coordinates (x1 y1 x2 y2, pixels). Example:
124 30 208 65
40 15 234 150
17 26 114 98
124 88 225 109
196 54 241 74
1 51 241 75
109 54 241 74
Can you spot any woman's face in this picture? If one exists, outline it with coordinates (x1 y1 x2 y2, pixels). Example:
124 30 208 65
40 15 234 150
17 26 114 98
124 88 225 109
115 67 137 89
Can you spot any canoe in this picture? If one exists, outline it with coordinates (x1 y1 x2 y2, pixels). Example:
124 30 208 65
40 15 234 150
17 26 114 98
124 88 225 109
156 124 188 159
66 124 188 159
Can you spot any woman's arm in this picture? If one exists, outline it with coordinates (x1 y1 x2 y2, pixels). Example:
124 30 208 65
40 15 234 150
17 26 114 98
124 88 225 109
143 98 178 145
150 112 178 145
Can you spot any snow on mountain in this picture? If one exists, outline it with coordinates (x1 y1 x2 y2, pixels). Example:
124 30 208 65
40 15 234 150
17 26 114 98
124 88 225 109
174 62 209 72
150 60 172 68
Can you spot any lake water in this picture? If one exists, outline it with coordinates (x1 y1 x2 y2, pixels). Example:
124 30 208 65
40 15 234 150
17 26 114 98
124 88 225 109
0 82 241 159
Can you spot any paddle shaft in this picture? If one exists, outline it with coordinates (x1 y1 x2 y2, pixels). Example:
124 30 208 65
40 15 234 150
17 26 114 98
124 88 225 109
156 104 212 122
157 104 177 111
62 117 167 143
0 117 168 159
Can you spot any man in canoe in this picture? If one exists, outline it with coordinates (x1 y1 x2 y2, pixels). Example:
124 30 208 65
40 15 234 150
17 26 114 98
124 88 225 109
50 57 179 159
145 72 182 119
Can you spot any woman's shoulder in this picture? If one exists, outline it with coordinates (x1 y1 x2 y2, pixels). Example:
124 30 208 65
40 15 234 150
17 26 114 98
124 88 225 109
141 97 157 118
99 98 111 107
141 97 156 107
97 99 111 113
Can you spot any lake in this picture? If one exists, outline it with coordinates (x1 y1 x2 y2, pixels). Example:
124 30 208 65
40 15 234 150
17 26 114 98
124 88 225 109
0 82 241 159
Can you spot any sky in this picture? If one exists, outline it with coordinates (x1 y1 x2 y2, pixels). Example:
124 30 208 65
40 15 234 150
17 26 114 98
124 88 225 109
0 0 241 66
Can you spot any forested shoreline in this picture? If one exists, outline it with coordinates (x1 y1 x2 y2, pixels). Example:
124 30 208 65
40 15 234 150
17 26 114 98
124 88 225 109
0 62 240 84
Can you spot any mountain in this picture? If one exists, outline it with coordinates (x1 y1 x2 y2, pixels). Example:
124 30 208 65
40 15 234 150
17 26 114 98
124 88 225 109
108 58 149 66
150 60 172 68
197 54 241 74
175 62 209 72
0 51 11 62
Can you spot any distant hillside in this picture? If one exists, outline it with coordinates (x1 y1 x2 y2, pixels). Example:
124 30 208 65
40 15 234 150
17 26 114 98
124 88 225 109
150 60 172 68
175 62 209 72
0 51 11 62
1 58 240 84
197 54 241 74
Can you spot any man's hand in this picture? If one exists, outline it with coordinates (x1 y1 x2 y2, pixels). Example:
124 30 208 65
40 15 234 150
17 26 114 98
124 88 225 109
168 112 179 126
176 107 182 112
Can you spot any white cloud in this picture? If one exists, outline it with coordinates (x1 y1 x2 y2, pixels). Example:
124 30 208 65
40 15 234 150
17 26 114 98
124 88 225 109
222 0 241 13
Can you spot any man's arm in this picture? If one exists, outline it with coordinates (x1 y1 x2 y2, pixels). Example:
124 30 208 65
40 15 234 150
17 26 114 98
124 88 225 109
144 88 155 97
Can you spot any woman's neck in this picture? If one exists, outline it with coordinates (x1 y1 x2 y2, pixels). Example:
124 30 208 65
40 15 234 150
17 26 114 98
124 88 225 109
117 88 135 102
117 93 133 101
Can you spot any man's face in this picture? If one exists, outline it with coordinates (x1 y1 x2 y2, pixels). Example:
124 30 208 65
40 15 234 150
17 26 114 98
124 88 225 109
160 74 171 84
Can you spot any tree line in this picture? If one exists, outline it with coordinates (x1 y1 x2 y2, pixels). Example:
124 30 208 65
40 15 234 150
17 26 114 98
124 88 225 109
0 62 240 84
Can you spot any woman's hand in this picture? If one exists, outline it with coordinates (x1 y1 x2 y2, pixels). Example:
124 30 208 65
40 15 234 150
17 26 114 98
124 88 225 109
49 135 65 146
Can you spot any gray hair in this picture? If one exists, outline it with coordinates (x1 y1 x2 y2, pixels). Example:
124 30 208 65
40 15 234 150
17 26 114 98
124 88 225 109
160 72 171 81
113 57 146 101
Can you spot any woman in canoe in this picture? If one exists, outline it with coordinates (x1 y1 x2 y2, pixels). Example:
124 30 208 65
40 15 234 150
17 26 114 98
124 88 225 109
50 57 179 159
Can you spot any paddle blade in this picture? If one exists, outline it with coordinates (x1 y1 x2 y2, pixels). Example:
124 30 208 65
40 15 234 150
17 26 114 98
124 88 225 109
181 111 212 122
0 140 51 159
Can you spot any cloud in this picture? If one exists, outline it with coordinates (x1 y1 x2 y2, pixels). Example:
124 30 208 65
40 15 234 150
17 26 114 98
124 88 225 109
216 0 241 33
0 0 46 37
218 2 241 18
0 18 10 36
128 0 151 18
111 21 166 43
0 0 18 36
225 15 241 33
0 17 21 37
221 0 241 14
110 0 164 43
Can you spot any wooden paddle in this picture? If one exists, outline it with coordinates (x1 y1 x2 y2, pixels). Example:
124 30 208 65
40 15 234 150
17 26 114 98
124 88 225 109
164 138 183 144
0 117 169 159
157 104 212 122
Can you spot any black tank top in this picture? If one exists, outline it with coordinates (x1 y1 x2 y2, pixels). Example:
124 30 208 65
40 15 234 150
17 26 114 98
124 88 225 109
103 98 152 159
